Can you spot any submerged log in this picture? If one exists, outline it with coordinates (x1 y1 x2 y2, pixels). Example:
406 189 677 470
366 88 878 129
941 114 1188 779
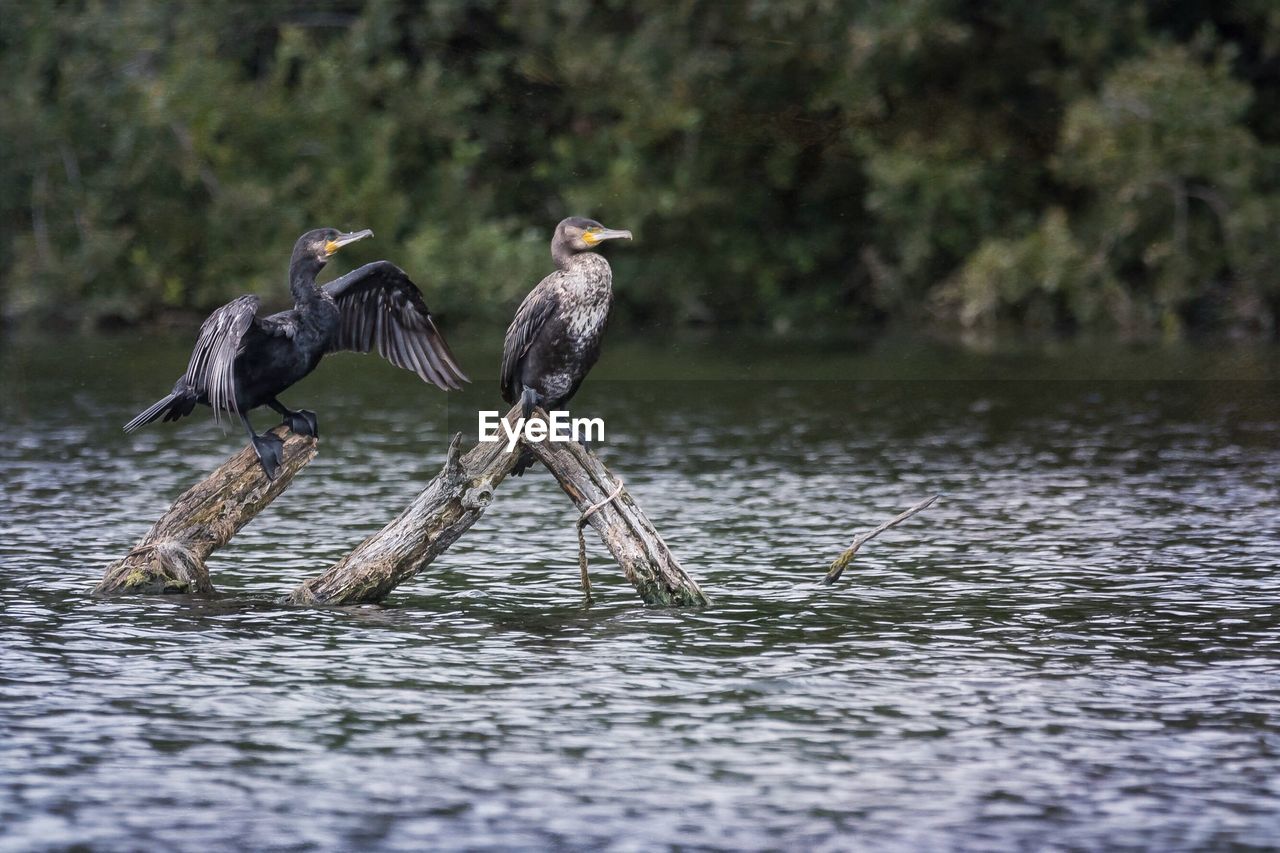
288 419 522 606
102 407 707 607
95 427 317 595
524 425 710 607
290 405 708 607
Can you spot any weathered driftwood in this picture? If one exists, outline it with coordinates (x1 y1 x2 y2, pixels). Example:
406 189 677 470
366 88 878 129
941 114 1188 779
290 406 709 607
96 427 317 595
288 419 522 606
102 406 707 607
524 425 710 607
823 494 939 585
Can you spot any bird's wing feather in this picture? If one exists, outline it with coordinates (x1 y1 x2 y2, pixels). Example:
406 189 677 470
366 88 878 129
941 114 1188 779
500 275 561 404
324 261 468 390
256 310 299 339
182 294 260 422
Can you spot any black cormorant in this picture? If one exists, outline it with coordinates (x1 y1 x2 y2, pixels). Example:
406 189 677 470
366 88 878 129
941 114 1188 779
125 228 468 478
500 216 631 473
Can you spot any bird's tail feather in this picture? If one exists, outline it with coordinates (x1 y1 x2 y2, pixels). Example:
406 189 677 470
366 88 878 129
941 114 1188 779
123 393 189 433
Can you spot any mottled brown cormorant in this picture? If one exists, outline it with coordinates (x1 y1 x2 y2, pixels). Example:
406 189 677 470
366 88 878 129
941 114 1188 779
500 216 631 473
125 228 468 478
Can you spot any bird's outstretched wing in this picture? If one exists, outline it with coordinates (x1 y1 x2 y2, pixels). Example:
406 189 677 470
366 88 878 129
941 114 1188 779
183 294 260 422
500 277 560 404
324 261 468 390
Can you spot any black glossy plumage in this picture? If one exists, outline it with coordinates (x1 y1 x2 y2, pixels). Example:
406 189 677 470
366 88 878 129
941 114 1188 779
124 228 467 478
326 260 467 389
500 216 631 474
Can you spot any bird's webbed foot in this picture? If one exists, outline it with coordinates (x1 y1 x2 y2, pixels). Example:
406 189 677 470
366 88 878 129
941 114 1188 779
283 409 319 438
519 386 543 420
250 432 286 480
511 449 537 477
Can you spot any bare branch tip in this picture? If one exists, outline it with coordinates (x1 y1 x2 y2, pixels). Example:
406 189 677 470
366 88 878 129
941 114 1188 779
821 493 941 586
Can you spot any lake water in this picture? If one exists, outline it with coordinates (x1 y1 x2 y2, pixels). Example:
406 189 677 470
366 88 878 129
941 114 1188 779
1 332 1278 850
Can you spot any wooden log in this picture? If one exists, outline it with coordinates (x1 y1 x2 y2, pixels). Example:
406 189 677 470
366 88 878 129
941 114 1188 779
290 406 708 607
288 410 524 605
523 422 710 607
95 426 317 595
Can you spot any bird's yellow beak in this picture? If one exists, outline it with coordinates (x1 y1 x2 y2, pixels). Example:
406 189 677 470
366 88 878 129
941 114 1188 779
325 229 374 256
582 226 633 247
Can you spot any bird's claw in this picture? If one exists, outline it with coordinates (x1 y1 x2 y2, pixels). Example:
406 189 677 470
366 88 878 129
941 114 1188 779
251 433 286 480
283 409 319 438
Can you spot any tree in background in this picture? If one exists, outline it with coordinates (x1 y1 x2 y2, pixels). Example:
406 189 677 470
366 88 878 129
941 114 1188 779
2 0 1278 339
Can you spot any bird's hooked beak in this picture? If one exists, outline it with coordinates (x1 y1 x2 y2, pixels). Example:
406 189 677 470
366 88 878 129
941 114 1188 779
582 226 633 247
324 229 374 256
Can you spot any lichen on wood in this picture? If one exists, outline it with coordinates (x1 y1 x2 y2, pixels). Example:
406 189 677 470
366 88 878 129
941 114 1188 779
95 426 317 595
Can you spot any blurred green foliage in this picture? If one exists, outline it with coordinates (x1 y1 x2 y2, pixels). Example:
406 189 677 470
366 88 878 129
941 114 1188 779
3 0 1279 338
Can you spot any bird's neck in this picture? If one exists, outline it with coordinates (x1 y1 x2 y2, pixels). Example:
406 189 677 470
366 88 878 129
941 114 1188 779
552 241 587 270
289 259 327 308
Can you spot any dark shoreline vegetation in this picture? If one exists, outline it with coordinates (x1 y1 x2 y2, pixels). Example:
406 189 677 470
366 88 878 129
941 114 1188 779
4 2 1280 340
4 325 1277 386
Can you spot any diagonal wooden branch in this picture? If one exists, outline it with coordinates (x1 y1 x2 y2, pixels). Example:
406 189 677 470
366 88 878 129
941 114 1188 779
524 419 710 607
290 406 708 607
823 494 939 585
288 414 524 606
103 407 708 607
96 427 317 595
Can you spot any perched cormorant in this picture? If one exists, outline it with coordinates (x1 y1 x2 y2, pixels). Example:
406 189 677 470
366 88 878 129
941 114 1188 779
125 228 468 478
500 216 632 473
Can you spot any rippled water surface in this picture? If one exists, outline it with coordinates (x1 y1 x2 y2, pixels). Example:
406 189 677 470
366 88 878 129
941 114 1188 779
2 333 1278 850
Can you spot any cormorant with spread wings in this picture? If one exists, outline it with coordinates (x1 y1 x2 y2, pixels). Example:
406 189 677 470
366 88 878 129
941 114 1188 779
125 228 467 478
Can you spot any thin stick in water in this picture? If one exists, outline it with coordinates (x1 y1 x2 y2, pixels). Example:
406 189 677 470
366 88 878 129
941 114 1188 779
577 482 625 600
823 494 940 585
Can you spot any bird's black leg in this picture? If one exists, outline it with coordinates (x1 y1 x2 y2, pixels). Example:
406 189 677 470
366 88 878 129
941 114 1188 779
268 398 319 438
242 411 285 480
510 386 545 475
519 386 543 420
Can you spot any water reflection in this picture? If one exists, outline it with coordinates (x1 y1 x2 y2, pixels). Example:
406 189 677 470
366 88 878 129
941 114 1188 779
0 334 1278 849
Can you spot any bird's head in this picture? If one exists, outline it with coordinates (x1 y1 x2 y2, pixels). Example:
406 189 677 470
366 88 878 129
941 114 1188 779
292 227 374 270
552 217 632 264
